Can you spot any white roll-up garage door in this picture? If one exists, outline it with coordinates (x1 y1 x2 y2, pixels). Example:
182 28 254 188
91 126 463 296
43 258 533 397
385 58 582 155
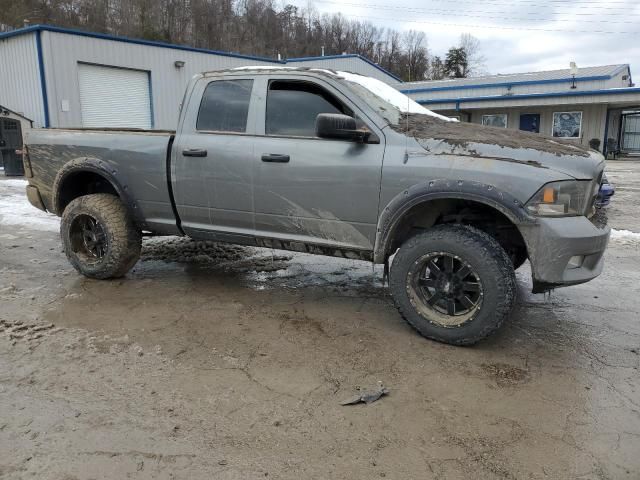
78 63 152 129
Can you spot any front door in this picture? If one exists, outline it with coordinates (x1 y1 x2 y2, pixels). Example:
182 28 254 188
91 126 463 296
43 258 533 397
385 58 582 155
519 114 540 133
251 76 385 251
622 114 640 153
172 77 257 238
0 118 24 176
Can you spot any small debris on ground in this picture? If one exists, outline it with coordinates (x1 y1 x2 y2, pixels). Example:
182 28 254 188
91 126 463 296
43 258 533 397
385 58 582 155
340 383 389 405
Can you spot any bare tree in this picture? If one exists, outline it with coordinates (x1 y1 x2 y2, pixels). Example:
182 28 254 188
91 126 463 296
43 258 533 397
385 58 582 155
0 0 476 81
459 33 487 77
428 55 445 80
401 30 428 81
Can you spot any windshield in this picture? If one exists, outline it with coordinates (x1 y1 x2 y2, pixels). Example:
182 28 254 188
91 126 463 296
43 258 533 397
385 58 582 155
336 71 454 125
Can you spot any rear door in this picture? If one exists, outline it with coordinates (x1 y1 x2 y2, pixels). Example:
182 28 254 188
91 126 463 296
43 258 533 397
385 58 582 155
251 75 385 251
172 76 258 238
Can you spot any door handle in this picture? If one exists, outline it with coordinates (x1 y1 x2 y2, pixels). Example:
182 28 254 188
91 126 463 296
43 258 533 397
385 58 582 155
261 154 290 163
182 148 208 157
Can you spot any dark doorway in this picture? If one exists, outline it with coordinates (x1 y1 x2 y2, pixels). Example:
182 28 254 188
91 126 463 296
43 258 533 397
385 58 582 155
0 118 24 176
519 114 540 133
622 113 640 153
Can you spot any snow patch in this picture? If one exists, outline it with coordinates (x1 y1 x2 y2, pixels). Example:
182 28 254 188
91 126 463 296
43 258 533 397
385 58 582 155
0 179 59 232
610 229 640 246
337 71 453 121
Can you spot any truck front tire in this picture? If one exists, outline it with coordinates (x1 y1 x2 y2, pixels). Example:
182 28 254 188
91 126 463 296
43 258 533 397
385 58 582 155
60 194 141 279
390 225 516 346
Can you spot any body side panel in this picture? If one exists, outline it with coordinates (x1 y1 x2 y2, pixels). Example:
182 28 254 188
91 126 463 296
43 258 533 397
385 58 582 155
25 128 178 233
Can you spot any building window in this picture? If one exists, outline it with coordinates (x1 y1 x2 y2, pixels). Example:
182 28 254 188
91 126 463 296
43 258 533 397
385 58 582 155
482 114 508 128
552 111 582 138
197 79 253 132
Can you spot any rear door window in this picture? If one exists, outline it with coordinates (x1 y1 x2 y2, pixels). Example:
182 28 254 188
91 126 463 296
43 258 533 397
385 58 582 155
266 80 353 137
197 79 253 132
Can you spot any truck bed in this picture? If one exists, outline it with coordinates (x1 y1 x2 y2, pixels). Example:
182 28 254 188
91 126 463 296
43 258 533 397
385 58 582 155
25 128 180 235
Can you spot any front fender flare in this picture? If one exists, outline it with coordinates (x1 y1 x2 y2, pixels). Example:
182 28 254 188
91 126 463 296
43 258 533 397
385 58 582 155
373 179 536 263
52 157 145 227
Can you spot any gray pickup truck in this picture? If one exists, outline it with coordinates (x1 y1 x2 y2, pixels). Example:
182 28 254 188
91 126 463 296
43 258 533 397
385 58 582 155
24 67 610 345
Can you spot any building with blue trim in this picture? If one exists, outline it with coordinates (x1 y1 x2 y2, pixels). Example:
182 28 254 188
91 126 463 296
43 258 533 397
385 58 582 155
396 65 640 156
0 24 400 130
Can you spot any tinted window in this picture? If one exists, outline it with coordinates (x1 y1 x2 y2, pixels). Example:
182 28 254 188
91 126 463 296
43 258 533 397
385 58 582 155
197 79 253 132
266 81 351 137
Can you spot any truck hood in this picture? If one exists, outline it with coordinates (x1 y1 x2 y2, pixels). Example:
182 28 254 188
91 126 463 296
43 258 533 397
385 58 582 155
394 114 605 179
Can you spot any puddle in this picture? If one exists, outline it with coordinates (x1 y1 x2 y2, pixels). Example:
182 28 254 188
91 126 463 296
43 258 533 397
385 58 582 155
140 236 386 295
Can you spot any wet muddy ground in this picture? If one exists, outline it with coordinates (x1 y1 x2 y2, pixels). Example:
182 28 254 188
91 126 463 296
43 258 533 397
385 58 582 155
1 161 639 479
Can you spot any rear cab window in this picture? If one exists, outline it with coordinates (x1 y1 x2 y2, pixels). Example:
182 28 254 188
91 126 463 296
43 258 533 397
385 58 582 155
197 79 253 132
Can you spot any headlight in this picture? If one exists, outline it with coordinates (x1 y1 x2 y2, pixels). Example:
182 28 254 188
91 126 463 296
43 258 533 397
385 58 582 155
525 180 592 217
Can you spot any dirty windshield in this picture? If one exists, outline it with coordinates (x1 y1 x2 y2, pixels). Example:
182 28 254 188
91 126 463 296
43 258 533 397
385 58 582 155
337 70 453 125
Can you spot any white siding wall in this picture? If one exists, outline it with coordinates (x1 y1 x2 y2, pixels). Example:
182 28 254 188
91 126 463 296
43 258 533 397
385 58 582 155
288 56 398 84
0 33 45 127
40 31 279 129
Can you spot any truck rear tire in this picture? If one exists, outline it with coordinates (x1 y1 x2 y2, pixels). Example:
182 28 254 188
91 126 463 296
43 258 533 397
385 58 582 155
390 224 516 346
60 193 141 279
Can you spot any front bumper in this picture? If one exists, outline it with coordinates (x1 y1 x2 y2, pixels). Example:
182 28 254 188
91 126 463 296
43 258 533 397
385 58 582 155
519 216 610 292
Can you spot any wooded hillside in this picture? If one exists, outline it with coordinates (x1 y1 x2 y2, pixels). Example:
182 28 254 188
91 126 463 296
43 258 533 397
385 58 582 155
0 0 485 81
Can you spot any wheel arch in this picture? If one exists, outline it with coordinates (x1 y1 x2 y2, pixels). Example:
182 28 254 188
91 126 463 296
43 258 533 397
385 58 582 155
52 157 145 228
374 180 535 264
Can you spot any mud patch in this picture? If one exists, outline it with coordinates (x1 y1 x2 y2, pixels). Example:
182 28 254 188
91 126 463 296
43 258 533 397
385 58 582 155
141 237 249 264
393 114 589 157
0 319 57 344
481 363 530 387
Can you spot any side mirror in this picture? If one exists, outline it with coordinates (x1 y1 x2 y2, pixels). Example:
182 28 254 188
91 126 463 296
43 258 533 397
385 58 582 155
315 113 370 142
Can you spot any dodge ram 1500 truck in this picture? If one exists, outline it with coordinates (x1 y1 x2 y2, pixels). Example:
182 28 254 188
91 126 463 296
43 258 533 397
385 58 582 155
24 67 610 345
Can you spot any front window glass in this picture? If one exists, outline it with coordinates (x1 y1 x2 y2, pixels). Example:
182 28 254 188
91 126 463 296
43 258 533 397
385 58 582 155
266 80 352 137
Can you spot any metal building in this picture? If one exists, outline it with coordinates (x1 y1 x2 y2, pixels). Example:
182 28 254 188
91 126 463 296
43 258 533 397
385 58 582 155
397 65 640 157
0 24 399 130
287 54 401 84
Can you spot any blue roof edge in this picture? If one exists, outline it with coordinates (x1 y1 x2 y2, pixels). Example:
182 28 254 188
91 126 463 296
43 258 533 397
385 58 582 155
0 24 286 64
417 87 640 106
400 69 630 95
287 54 403 82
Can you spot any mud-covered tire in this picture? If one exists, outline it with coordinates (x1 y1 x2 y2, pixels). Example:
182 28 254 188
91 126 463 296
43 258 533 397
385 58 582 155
60 194 141 279
390 224 516 346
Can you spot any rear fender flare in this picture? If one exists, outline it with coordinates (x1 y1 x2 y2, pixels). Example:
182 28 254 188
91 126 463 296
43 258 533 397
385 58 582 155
373 179 535 263
52 157 145 228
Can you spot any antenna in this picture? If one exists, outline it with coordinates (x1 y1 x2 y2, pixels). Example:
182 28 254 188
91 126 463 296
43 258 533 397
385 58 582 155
403 90 410 164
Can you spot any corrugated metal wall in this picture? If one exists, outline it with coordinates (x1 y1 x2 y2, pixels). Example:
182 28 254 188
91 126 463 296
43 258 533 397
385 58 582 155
0 33 45 127
40 31 279 129
288 57 397 84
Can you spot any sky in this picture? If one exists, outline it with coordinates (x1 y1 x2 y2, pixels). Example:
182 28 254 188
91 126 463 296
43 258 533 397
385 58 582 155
292 0 640 78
